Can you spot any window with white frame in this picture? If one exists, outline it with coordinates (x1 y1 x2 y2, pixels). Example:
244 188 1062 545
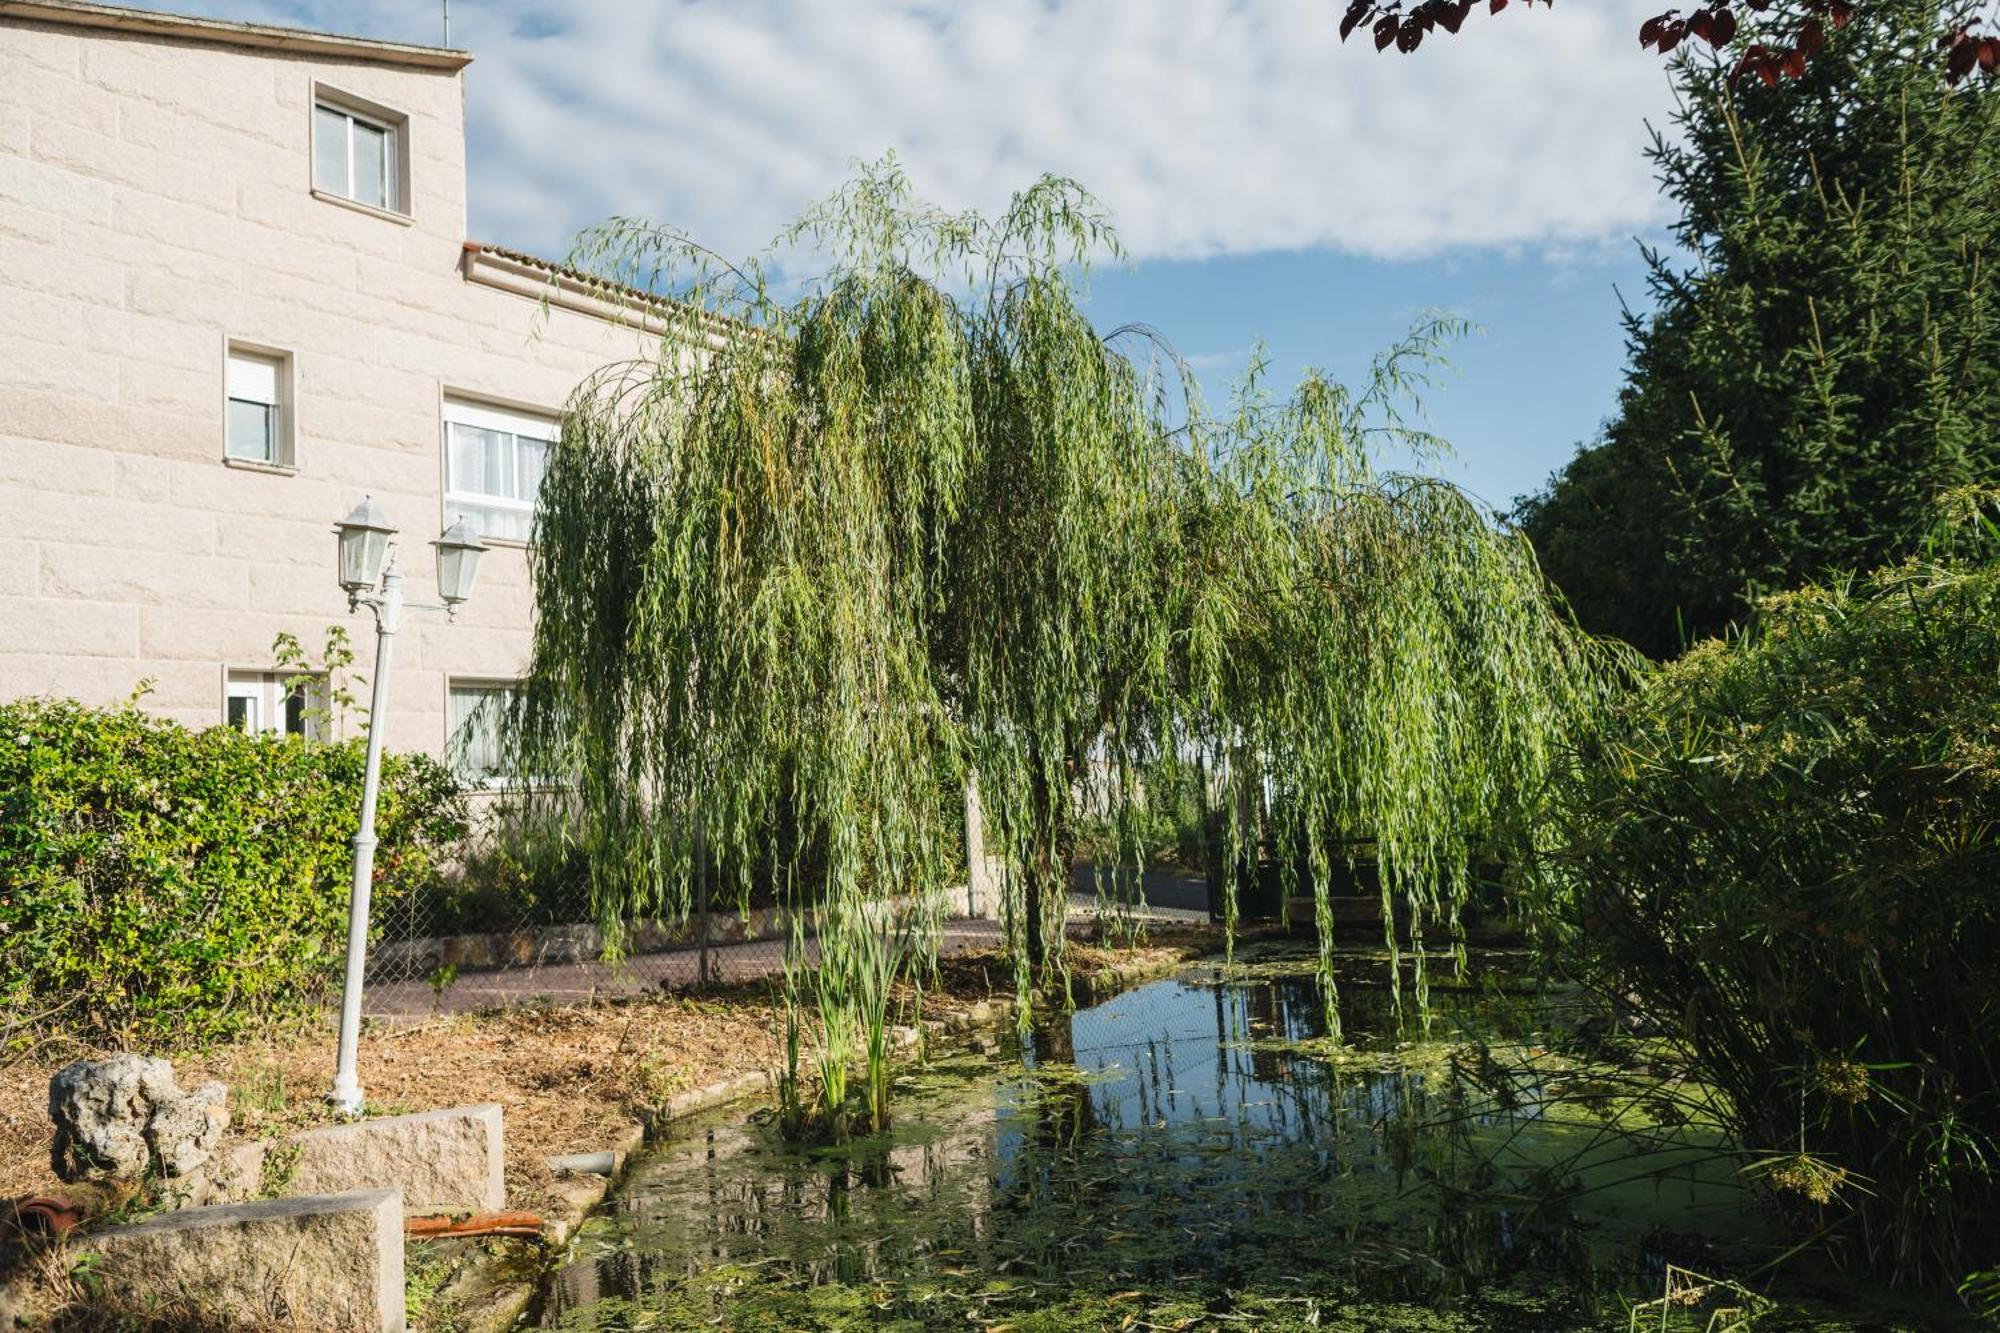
225 346 289 465
448 681 518 785
226 671 327 740
443 398 557 544
313 94 403 213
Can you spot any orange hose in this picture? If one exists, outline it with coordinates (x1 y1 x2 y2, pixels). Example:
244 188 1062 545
405 1209 546 1240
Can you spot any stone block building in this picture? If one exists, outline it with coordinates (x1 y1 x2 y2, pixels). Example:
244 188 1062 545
0 0 682 765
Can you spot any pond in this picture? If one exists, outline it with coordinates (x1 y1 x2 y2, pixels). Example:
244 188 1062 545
538 944 1967 1331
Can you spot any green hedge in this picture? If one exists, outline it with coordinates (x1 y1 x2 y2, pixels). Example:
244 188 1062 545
1535 557 2000 1289
0 697 465 1047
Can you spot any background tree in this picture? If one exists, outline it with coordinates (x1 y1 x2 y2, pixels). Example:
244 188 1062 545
1512 0 2000 654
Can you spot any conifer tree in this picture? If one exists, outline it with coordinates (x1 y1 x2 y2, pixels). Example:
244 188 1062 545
1515 0 2000 654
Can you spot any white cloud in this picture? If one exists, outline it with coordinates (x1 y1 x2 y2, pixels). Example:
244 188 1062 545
156 0 1681 265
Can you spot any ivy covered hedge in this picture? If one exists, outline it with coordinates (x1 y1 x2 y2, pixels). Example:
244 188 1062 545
0 697 465 1047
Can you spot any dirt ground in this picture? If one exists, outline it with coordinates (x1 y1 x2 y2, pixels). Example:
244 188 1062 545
2 989 783 1214
1 931 1219 1215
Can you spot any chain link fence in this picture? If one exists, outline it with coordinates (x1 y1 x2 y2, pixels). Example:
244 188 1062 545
359 874 1008 1021
358 829 1214 1021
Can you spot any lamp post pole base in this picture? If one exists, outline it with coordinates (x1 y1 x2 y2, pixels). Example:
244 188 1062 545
327 1081 365 1119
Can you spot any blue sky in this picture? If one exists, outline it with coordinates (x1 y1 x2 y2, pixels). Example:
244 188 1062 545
1081 247 1652 512
137 0 1683 508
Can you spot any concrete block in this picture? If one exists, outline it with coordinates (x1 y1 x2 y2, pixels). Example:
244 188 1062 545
0 487 216 554
215 513 333 565
0 199 61 247
0 436 121 497
138 605 339 663
114 453 174 502
38 541 249 610
84 1188 403 1333
0 652 163 708
0 539 36 596
80 304 212 371
249 560 351 612
0 61 113 136
0 331 101 397
116 345 217 413
0 390 205 461
286 1104 505 1215
0 151 113 224
0 596 138 658
0 24 83 80
0 233 125 308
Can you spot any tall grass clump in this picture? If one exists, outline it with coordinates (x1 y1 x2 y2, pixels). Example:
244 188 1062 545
509 156 1608 1137
1531 511 2000 1290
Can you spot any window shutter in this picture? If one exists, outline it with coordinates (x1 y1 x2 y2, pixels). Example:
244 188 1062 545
227 352 280 406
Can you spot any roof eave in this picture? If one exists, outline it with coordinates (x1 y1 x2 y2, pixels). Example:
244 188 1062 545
0 0 473 71
462 243 745 347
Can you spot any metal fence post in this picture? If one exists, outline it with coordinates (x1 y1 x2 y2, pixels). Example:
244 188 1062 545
695 817 711 987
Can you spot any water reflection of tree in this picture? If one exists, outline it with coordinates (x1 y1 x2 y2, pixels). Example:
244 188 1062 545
546 969 1706 1325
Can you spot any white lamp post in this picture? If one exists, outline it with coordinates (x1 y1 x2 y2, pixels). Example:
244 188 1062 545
329 497 486 1116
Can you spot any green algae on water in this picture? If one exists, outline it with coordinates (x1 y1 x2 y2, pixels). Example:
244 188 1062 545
539 961 1966 1333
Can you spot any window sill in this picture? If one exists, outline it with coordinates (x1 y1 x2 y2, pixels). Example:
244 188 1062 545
311 188 412 226
223 456 298 477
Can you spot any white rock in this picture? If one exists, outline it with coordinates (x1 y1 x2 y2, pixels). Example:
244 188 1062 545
48 1054 227 1183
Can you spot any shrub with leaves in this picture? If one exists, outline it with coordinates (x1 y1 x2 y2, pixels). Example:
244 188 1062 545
1532 547 2000 1289
0 697 466 1048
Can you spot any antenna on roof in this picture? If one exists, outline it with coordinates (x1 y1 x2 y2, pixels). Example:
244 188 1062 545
442 0 450 46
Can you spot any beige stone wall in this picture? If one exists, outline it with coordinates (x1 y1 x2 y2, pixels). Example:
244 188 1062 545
0 12 659 754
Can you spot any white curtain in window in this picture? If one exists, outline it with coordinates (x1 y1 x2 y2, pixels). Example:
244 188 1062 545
443 400 558 543
448 684 512 782
226 353 278 405
226 350 282 463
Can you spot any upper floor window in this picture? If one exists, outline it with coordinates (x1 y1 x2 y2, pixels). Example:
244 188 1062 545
225 344 291 467
443 398 558 544
313 91 404 214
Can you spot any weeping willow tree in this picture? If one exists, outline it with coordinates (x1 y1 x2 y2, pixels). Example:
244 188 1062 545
510 156 1612 1133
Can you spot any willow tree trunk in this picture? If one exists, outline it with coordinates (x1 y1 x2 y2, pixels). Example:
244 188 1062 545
1025 763 1052 978
1024 752 1072 980
1021 745 1084 984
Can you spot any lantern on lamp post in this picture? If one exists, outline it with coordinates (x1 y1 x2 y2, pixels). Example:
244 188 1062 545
327 497 485 1116
335 496 395 595
431 517 485 608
